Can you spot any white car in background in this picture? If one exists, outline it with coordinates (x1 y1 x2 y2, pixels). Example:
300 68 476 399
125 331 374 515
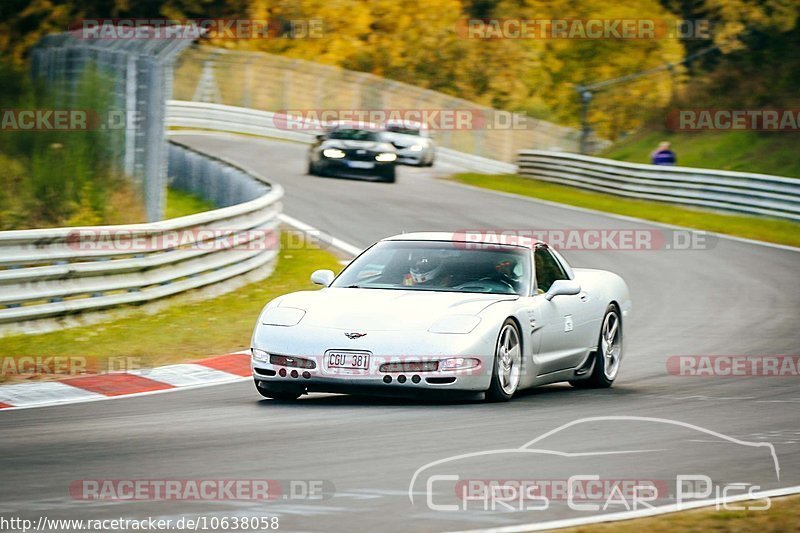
251 232 631 402
381 120 435 167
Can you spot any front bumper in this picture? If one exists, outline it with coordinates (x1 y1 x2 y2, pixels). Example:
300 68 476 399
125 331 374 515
319 158 395 178
396 148 433 165
251 326 495 394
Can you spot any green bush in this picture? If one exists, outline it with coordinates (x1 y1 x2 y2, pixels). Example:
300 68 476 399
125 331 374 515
0 60 145 229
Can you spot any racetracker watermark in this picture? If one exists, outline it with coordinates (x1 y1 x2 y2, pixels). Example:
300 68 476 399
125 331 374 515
70 19 323 40
667 109 800 131
667 355 800 377
69 479 333 501
452 229 717 251
456 18 712 40
65 228 330 252
273 109 530 131
0 109 136 131
0 356 142 377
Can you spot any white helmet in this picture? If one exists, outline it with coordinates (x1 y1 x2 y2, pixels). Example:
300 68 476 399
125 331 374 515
410 253 445 284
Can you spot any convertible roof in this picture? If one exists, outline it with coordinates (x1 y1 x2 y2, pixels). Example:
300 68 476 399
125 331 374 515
383 232 543 249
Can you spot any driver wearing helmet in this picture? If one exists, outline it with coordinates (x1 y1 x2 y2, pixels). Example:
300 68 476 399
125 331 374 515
403 251 454 287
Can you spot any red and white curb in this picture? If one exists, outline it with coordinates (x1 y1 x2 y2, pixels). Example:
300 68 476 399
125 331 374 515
0 352 251 411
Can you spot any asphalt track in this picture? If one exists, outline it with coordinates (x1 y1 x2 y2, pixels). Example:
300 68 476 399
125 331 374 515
1 134 798 532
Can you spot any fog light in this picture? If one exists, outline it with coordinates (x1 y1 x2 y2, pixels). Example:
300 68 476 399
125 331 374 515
440 357 481 370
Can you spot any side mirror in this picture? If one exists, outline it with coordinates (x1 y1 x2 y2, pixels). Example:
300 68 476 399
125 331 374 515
315 133 326 141
544 279 581 301
310 269 335 287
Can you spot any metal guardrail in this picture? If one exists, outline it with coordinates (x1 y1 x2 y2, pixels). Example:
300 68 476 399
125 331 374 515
517 150 800 221
0 141 283 326
166 100 516 174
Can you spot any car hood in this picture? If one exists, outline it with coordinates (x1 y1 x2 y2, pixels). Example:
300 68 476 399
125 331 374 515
321 139 393 151
383 132 428 147
274 288 517 331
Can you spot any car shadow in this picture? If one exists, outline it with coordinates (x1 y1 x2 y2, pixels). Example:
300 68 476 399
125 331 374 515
255 383 639 409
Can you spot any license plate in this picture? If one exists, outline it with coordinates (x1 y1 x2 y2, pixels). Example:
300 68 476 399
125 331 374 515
327 352 370 370
348 161 374 169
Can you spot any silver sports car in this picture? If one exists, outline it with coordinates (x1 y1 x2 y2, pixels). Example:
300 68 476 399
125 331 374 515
251 232 631 401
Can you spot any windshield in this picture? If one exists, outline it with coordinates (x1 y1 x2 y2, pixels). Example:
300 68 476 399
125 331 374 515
385 125 422 136
327 128 382 141
331 241 531 295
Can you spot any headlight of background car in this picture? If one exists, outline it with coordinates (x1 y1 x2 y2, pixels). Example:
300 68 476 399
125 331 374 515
322 148 346 159
375 152 397 162
409 144 424 152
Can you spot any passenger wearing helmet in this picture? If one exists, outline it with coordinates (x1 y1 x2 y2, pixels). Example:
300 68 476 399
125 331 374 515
403 251 454 287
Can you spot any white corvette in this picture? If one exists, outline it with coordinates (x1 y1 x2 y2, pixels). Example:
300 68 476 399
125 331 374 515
251 232 631 401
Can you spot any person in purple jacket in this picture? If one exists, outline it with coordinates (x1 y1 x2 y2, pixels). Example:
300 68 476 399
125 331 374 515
651 141 677 165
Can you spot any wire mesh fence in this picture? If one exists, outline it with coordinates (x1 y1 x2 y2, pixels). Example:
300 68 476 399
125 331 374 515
172 46 580 161
30 31 195 221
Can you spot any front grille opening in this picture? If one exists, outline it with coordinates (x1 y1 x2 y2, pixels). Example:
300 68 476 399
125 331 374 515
426 377 457 385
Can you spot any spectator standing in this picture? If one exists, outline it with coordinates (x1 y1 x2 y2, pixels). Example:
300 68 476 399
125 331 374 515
651 141 677 165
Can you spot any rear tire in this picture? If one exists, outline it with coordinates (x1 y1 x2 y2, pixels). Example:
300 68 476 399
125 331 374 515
570 304 622 389
307 159 317 176
485 319 522 402
255 380 303 400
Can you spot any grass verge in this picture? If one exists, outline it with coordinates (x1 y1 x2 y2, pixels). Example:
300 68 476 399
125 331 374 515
601 130 800 179
449 173 800 248
0 233 342 382
564 494 799 533
165 188 216 219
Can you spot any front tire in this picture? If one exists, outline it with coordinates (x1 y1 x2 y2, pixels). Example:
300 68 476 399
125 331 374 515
570 304 622 389
255 380 303 400
485 319 522 402
379 166 396 183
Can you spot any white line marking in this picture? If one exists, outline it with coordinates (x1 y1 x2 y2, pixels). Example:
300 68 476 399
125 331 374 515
0 376 250 412
129 363 243 387
278 213 363 257
0 381 105 407
449 484 800 532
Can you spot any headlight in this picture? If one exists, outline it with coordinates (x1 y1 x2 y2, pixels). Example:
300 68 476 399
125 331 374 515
322 148 346 159
261 307 306 326
375 152 397 162
409 144 424 152
252 349 270 363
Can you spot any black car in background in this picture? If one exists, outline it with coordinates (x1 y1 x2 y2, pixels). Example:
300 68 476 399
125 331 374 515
308 123 398 183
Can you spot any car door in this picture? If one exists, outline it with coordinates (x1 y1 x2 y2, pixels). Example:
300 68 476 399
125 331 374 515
529 245 591 375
